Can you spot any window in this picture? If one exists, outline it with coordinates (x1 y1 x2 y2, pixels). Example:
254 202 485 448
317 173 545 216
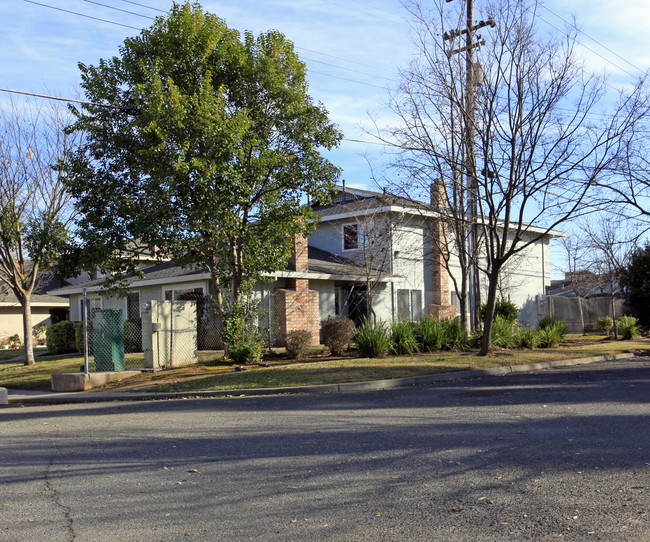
80 297 101 320
164 286 205 301
397 289 422 321
410 290 422 320
343 224 359 250
126 292 140 320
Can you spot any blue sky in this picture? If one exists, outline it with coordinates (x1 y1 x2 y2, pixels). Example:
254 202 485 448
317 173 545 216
2 0 649 274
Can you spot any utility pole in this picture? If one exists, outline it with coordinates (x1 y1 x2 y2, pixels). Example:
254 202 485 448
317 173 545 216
444 0 494 332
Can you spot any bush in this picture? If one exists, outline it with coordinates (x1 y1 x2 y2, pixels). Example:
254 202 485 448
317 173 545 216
480 298 519 322
537 318 567 348
390 319 419 355
617 315 639 340
228 341 262 364
321 317 355 356
353 319 391 358
285 330 312 359
74 321 94 355
597 315 614 334
415 316 447 351
46 321 78 355
491 315 519 348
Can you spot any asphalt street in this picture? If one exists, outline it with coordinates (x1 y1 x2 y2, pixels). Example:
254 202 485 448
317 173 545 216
1 358 649 541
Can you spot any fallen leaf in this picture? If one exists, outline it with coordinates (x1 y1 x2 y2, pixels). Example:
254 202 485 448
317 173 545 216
453 507 464 512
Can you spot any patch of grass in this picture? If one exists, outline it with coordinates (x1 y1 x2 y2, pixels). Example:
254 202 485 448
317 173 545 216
137 334 649 393
1 335 647 392
0 352 145 389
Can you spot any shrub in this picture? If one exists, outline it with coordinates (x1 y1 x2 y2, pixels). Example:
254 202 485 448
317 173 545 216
596 315 614 334
74 321 94 355
390 319 419 355
415 316 447 351
617 315 639 340
228 341 262 364
46 321 78 355
491 315 519 348
444 318 467 350
321 317 355 356
353 319 391 358
285 330 312 359
480 298 519 322
538 315 567 333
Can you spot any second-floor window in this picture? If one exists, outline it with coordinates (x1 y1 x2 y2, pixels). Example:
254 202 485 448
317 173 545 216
343 224 359 250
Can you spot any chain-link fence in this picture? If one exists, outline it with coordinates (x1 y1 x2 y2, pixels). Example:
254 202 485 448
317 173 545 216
78 290 289 371
546 295 626 332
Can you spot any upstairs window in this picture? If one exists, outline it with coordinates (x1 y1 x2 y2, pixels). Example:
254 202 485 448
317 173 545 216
343 224 359 250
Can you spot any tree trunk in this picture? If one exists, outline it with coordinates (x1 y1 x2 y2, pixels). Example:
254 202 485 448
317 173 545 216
22 295 35 366
478 268 501 356
577 295 585 335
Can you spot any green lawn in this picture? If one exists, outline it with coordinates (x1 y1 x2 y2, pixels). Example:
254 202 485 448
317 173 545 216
1 335 647 392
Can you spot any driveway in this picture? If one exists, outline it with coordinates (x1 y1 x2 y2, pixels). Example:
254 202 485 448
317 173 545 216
1 358 649 541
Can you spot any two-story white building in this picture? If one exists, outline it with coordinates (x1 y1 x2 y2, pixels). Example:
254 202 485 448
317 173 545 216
50 184 560 346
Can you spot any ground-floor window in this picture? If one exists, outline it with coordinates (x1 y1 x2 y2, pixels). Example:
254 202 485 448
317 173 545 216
397 288 422 321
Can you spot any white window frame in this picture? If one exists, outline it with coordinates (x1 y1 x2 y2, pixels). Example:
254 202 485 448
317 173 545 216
163 283 206 301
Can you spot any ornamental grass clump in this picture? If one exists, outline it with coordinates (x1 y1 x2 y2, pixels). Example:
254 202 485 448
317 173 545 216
444 318 467 350
415 316 447 351
597 315 614 335
537 316 567 348
390 319 419 355
616 315 639 340
517 326 540 349
353 318 391 358
491 315 519 348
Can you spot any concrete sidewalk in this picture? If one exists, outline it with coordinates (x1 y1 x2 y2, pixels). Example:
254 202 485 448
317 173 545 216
4 351 638 405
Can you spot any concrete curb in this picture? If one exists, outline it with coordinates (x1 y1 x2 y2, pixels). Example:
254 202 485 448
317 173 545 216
5 352 639 405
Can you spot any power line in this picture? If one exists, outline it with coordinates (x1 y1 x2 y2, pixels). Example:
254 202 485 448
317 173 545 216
23 0 142 31
80 0 153 20
531 0 645 76
117 0 165 13
24 0 399 90
0 87 110 107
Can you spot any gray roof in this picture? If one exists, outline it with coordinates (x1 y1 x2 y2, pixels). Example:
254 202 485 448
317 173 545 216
49 246 388 295
0 269 68 306
313 190 432 218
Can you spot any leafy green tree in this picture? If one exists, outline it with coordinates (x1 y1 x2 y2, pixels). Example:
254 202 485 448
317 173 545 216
620 244 650 327
0 99 79 365
64 2 341 307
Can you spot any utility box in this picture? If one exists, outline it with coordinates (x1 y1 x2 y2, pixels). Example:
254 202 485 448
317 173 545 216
93 309 125 371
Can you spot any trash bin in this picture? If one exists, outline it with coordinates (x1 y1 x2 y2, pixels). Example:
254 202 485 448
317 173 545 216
93 310 125 371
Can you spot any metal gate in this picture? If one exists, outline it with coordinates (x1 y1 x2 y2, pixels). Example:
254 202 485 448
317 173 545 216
143 300 198 369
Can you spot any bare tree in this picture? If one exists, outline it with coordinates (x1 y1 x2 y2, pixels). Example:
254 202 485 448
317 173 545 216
333 195 411 324
582 216 638 338
378 0 650 354
0 98 81 365
559 233 591 334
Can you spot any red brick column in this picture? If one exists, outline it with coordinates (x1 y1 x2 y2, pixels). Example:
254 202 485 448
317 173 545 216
429 178 457 320
274 288 320 346
274 232 320 345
